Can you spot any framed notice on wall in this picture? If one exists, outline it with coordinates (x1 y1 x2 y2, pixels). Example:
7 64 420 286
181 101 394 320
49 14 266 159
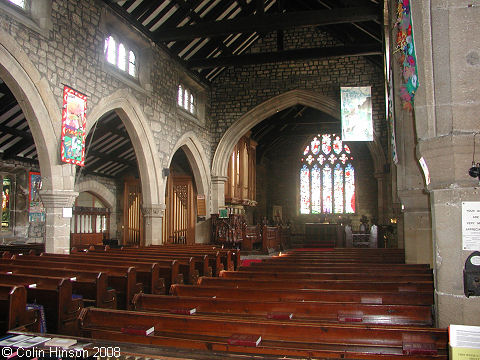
61 85 87 166
462 202 480 251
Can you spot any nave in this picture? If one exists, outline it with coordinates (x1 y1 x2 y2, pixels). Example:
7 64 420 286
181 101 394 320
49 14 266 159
0 243 448 360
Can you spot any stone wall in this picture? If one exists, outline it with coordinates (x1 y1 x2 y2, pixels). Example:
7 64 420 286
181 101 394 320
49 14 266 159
210 26 387 155
0 0 212 172
0 0 214 244
210 26 386 225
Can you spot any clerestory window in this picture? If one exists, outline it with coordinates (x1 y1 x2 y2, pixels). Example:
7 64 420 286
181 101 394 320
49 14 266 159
177 84 196 115
104 35 137 78
7 0 26 9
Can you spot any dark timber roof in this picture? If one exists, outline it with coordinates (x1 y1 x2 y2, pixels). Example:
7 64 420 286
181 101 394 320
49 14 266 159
104 0 384 82
0 0 384 178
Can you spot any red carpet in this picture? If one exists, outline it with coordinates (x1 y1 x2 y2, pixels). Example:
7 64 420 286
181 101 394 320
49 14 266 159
240 259 263 267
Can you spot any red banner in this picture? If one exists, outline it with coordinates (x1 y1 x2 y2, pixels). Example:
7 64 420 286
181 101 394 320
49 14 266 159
61 85 87 166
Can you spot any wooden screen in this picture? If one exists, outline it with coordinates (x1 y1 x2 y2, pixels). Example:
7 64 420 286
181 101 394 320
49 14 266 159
123 177 143 246
162 176 195 244
71 206 110 247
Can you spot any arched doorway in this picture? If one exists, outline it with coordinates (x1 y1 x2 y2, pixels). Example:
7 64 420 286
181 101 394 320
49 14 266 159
163 148 196 244
87 89 163 246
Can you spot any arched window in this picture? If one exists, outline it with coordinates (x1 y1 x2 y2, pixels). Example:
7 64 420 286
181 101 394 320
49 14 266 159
300 134 355 214
104 35 137 78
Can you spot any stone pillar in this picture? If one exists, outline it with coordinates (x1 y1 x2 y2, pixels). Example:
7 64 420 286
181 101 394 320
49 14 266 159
142 204 165 246
374 171 387 224
407 0 480 327
429 187 480 326
40 189 78 254
398 189 432 266
211 175 228 214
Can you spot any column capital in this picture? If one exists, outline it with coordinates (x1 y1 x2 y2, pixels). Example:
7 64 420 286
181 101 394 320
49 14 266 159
397 188 430 212
40 189 78 209
211 175 228 184
142 204 166 218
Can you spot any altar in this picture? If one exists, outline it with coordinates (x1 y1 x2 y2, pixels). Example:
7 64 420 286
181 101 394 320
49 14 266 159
304 223 345 248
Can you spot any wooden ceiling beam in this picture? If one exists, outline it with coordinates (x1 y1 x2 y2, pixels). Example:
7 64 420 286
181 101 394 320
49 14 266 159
153 6 380 42
188 43 381 69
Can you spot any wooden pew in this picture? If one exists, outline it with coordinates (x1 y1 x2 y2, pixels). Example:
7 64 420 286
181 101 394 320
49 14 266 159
38 252 176 293
0 273 82 335
25 253 167 295
170 284 434 306
137 245 237 272
83 248 203 283
0 263 116 309
154 244 241 270
0 243 45 256
243 261 432 273
101 246 226 276
0 257 137 310
219 270 433 282
78 307 448 359
282 249 406 264
0 284 38 334
132 293 434 326
197 276 434 292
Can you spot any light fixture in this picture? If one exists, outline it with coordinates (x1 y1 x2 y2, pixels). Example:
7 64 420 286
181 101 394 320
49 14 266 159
469 133 480 180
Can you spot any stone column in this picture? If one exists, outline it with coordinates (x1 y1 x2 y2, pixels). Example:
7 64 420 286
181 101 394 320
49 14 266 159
374 171 387 224
398 189 432 266
408 0 480 327
40 189 78 254
211 175 228 214
142 204 165 246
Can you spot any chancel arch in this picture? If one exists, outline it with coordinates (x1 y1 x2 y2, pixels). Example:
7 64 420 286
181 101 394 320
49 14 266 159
211 89 387 215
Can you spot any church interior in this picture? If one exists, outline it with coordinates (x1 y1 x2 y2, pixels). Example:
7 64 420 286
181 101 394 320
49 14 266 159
0 0 479 358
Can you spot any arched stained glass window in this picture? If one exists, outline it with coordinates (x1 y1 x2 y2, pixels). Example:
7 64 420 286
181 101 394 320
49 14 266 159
300 134 355 214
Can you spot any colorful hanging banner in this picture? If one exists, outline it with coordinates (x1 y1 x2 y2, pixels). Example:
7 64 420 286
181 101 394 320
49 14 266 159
341 86 373 141
61 85 87 166
29 171 45 222
395 0 419 111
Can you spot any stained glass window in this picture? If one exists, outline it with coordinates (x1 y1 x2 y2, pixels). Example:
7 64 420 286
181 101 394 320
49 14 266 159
300 165 310 214
300 133 355 214
2 177 11 230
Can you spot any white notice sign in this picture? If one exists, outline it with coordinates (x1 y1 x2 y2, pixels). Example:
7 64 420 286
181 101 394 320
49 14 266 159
462 202 480 250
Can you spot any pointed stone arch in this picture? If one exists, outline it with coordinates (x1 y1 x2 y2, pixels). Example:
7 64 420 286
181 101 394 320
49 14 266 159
211 89 386 212
75 179 117 240
168 132 211 201
75 179 115 210
0 29 68 192
0 29 78 253
88 89 163 245
166 132 211 243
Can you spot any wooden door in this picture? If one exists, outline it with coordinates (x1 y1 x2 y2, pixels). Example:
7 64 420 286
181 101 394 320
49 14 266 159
163 176 195 244
123 177 143 246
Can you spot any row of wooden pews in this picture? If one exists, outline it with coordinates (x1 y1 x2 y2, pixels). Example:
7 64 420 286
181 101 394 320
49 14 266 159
0 244 234 339
75 247 448 359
